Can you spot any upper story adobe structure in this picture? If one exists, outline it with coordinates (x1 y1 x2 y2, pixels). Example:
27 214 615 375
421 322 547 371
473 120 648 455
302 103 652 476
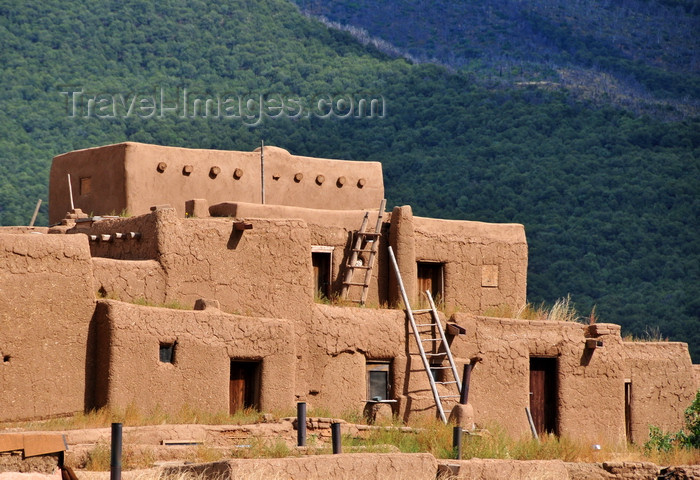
49 142 384 223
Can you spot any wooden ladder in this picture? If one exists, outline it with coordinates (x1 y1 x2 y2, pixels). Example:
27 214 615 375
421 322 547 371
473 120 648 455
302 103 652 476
341 199 386 306
388 246 462 423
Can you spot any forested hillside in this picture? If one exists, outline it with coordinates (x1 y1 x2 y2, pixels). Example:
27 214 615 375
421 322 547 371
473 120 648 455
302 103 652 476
295 0 700 118
0 0 698 358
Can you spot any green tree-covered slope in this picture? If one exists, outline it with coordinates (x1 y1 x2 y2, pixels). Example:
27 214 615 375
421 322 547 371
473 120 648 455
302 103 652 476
295 0 700 117
0 0 698 357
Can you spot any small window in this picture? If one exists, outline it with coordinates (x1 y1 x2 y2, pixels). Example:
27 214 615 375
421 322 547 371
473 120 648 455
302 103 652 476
159 342 176 363
80 177 92 195
366 361 391 401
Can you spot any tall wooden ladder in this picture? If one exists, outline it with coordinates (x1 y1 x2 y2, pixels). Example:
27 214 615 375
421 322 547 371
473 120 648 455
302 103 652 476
341 199 386 306
388 246 462 423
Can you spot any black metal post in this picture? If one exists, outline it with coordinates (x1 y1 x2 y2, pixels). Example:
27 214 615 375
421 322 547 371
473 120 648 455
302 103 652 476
110 423 122 480
331 422 342 454
460 363 473 405
297 402 307 447
453 426 462 460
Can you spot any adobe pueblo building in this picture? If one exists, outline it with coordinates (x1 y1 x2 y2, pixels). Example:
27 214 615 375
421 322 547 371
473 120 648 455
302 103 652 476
1 142 697 444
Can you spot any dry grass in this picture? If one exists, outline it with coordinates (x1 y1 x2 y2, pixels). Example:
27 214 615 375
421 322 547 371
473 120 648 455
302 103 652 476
622 325 669 342
0 405 265 431
484 294 582 323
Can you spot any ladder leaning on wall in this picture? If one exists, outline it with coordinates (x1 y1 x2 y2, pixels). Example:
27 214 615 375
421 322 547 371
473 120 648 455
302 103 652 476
341 198 386 306
387 245 462 423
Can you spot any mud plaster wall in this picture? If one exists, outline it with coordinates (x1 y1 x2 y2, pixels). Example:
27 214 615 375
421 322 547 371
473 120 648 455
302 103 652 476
0 233 95 421
65 212 160 261
93 300 295 413
623 341 696 443
49 143 128 223
301 305 407 416
91 258 167 304
209 202 389 306
50 142 384 223
448 315 626 442
413 217 527 314
155 210 313 320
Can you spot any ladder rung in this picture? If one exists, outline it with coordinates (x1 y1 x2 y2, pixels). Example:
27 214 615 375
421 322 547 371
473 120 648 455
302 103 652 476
425 353 447 357
352 248 373 253
429 365 451 368
435 381 458 385
439 395 460 399
347 264 372 269
415 323 437 327
359 232 381 238
412 309 433 314
344 281 368 286
421 338 441 342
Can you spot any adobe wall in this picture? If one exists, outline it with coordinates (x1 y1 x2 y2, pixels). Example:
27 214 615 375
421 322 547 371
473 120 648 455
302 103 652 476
301 305 406 416
413 215 528 313
623 341 696 443
59 208 314 320
166 453 439 480
49 143 128 223
92 299 295 413
156 211 314 320
0 233 95 421
49 142 384 223
448 315 627 442
91 258 167 304
62 212 161 261
210 201 389 305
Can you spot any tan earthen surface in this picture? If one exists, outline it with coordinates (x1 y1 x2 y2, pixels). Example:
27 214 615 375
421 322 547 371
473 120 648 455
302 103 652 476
50 143 384 223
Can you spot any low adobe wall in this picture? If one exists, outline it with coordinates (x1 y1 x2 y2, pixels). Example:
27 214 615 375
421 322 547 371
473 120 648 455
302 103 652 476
50 143 384 222
165 453 438 480
448 315 626 442
623 341 696 443
91 258 167 304
91 299 295 413
0 233 95 421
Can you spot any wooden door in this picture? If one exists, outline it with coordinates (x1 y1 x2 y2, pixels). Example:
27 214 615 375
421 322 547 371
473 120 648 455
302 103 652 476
417 262 443 306
230 361 259 414
529 357 558 436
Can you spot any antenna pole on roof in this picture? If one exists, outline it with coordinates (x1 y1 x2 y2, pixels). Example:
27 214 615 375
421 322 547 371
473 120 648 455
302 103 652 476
260 140 265 204
29 198 42 227
67 174 75 210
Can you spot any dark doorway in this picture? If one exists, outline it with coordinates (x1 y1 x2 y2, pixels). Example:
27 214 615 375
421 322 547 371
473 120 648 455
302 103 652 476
230 361 260 414
312 250 332 299
417 262 444 305
529 357 558 436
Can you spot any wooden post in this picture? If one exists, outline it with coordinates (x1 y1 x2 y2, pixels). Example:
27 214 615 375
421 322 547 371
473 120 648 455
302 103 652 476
260 140 265 204
525 407 539 441
460 363 473 405
29 198 42 227
297 402 307 447
67 174 75 210
331 422 342 454
110 423 122 480
453 426 462 459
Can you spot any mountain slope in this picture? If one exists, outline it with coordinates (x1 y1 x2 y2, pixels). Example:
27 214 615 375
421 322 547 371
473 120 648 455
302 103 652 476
0 0 698 358
294 0 700 117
